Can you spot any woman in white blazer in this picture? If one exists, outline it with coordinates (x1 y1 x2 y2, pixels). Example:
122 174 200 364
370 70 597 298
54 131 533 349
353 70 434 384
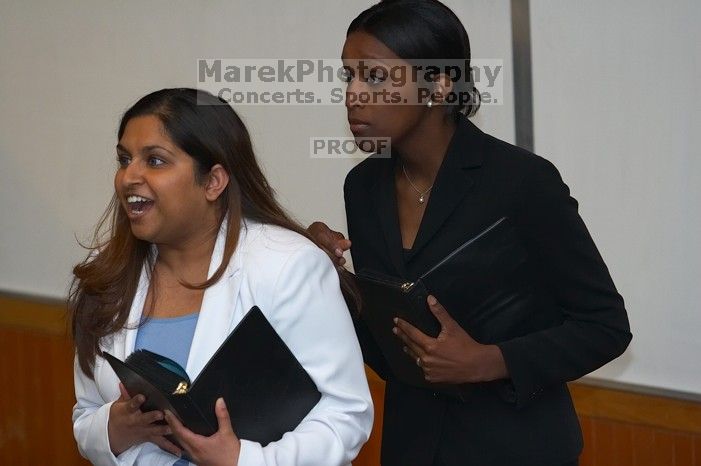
69 88 373 466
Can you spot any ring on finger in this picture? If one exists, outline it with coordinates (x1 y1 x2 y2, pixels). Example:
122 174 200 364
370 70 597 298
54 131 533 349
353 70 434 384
416 356 422 367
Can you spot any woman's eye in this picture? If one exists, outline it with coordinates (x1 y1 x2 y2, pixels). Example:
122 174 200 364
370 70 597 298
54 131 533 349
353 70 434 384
367 74 385 85
340 68 353 83
148 156 165 167
367 68 387 85
116 155 130 167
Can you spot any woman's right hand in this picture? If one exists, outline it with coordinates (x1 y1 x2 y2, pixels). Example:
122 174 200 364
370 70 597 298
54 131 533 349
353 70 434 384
108 383 182 457
308 221 352 267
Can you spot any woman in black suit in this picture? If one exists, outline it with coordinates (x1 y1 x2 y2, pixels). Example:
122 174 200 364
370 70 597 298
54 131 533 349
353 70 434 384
310 1 632 465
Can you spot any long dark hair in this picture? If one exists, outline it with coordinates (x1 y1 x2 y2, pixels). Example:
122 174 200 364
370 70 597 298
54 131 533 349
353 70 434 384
69 88 357 377
348 0 480 118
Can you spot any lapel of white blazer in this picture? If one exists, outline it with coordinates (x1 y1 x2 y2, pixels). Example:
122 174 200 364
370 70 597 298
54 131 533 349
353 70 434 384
186 218 246 379
117 260 151 360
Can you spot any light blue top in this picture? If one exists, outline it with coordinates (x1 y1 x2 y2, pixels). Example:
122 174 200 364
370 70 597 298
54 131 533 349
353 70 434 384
134 312 199 466
134 312 199 370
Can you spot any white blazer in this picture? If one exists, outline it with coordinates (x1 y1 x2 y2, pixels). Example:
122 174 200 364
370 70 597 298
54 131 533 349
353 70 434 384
72 219 373 466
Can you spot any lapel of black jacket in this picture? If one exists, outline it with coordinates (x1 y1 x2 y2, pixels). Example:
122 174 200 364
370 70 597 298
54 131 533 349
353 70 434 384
407 117 485 261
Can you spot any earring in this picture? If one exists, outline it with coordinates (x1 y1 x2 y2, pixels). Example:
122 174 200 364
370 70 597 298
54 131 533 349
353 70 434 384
427 100 433 108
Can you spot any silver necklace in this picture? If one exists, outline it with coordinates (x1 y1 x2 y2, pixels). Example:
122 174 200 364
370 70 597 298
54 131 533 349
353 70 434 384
401 162 434 204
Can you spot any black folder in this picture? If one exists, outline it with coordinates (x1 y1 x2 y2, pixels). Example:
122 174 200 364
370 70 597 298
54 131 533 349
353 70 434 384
353 217 508 397
104 306 321 446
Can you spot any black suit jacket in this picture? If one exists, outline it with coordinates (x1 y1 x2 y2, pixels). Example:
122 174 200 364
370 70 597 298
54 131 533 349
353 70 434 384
344 117 632 466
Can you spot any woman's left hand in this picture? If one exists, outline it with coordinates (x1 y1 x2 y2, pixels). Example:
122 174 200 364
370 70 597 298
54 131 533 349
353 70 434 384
164 398 240 466
393 295 509 384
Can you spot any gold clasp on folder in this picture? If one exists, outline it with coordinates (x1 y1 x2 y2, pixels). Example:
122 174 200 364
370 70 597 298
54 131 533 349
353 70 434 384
172 382 189 395
400 282 415 293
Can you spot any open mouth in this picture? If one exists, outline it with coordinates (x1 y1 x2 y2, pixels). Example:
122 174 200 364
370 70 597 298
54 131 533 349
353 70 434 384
126 195 154 217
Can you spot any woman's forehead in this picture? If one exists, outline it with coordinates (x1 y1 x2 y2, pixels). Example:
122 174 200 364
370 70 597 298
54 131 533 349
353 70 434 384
118 116 175 151
342 31 400 62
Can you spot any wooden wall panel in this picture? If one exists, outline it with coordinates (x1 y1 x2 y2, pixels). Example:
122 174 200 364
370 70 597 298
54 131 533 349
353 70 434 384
672 434 695 466
571 383 701 435
0 327 90 466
